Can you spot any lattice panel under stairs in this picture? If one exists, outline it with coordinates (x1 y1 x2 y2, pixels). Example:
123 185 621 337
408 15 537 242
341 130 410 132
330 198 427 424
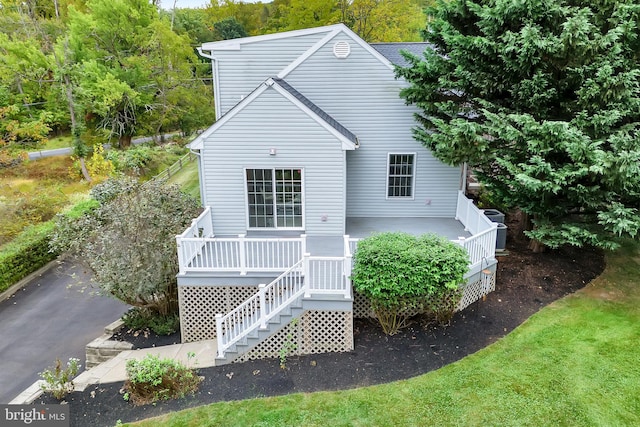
179 285 258 343
353 291 374 318
300 310 353 355
233 310 354 363
353 272 497 319
457 273 496 311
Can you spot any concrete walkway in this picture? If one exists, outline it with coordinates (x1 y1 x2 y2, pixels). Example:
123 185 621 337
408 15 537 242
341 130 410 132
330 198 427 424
74 340 218 390
11 340 218 404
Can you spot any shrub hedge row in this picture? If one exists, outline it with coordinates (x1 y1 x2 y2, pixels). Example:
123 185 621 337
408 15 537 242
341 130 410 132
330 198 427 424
0 199 99 294
0 221 59 293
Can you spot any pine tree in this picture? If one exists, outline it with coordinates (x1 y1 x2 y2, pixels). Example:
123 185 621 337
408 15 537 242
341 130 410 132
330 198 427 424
398 0 640 251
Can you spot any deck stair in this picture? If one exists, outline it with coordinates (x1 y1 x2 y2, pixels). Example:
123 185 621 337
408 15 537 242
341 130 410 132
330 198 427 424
214 254 352 364
214 297 304 365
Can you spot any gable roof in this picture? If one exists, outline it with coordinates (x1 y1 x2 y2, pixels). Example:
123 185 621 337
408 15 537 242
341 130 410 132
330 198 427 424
189 77 358 151
199 24 395 77
200 25 341 52
370 43 431 67
271 78 358 146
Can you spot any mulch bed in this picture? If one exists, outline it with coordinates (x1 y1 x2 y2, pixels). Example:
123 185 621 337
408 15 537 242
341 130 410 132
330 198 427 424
36 221 605 427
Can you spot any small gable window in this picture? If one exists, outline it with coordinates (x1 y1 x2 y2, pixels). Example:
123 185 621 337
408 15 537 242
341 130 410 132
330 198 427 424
387 153 415 198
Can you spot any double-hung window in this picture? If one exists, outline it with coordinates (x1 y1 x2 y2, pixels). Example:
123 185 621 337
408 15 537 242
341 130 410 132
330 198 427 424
387 153 415 198
246 168 303 228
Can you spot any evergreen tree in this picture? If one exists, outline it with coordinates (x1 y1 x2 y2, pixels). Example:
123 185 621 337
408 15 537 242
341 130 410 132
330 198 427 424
397 0 640 251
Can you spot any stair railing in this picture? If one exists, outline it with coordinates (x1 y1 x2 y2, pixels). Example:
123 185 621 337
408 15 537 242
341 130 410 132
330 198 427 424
215 258 305 358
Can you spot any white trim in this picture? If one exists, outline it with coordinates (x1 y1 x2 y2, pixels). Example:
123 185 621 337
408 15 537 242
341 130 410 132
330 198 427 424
268 79 357 150
197 47 222 121
188 82 270 150
190 78 357 151
213 57 221 121
277 29 342 79
244 167 306 231
278 25 394 79
385 152 417 200
200 25 344 51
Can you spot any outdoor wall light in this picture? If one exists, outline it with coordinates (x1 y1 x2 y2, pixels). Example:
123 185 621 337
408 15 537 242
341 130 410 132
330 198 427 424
269 148 277 156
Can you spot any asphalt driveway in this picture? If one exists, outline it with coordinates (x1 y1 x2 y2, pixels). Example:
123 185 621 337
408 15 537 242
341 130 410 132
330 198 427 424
0 259 128 403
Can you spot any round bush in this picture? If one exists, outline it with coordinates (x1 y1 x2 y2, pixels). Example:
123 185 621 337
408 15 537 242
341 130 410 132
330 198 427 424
351 232 469 334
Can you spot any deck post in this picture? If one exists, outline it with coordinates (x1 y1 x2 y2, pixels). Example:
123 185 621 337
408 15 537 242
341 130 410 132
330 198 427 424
176 235 185 275
343 254 352 299
259 284 267 329
215 314 224 358
303 253 311 298
300 234 307 260
238 234 247 275
343 234 350 257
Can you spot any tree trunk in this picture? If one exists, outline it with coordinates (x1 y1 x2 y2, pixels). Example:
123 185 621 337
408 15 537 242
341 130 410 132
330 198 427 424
522 212 545 253
78 157 91 182
119 134 132 149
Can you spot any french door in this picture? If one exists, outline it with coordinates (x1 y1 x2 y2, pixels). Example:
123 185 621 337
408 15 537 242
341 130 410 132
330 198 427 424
246 168 303 228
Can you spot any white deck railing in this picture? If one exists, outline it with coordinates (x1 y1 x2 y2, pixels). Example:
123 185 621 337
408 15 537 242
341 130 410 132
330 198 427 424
304 254 351 299
455 191 497 274
215 259 305 358
345 193 497 277
214 250 353 359
177 232 306 275
208 193 498 360
176 208 213 274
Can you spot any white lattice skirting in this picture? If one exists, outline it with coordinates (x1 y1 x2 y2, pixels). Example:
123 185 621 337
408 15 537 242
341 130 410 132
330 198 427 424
178 285 258 342
179 285 354 360
234 310 354 363
353 266 497 318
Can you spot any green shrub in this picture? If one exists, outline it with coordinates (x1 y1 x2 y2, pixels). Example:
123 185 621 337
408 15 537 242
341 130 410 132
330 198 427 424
0 221 58 293
124 354 201 406
351 232 469 335
122 307 180 336
39 358 80 400
0 198 100 293
106 145 153 176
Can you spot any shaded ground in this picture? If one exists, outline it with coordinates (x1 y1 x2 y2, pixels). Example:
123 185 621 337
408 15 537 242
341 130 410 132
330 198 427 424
37 221 605 427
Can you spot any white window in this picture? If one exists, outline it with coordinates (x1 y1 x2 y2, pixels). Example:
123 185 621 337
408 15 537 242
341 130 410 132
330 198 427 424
387 153 415 198
246 168 303 228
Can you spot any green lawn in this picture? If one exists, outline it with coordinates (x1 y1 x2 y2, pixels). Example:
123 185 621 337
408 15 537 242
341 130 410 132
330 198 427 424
129 240 640 427
166 159 200 202
41 134 73 151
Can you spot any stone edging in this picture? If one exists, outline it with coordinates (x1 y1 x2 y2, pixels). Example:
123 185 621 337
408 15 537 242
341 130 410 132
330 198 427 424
85 319 133 369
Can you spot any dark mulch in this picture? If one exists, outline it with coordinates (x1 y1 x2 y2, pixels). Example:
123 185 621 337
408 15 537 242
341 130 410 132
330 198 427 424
36 221 605 427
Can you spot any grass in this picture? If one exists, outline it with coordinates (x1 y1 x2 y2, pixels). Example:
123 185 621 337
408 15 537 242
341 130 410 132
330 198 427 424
166 159 200 202
129 240 640 427
0 156 91 245
41 134 73 151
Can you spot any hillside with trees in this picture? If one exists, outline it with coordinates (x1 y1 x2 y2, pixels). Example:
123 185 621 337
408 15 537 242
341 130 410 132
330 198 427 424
0 0 430 168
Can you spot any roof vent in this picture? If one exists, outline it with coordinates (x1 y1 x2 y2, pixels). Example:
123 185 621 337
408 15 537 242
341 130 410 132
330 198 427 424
333 41 351 59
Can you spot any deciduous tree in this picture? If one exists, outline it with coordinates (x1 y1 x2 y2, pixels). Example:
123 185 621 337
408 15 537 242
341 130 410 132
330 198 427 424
50 178 201 316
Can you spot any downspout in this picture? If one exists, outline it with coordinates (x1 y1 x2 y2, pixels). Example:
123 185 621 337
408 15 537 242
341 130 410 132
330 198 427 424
460 162 468 195
197 47 222 121
190 147 206 208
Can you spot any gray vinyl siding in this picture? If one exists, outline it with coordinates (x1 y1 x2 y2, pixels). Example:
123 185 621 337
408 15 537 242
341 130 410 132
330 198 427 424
285 33 461 218
201 88 346 236
213 33 329 116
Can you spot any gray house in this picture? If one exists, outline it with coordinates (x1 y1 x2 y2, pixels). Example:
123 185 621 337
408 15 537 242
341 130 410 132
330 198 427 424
176 24 498 365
